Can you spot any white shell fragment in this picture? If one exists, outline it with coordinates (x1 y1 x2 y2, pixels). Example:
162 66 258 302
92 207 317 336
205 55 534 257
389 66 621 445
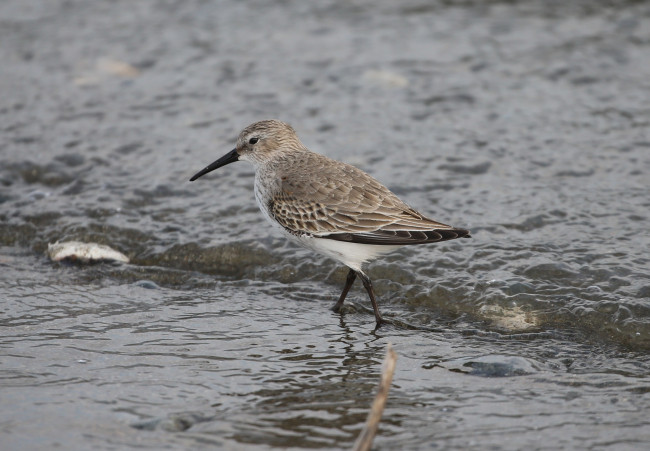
48 241 129 263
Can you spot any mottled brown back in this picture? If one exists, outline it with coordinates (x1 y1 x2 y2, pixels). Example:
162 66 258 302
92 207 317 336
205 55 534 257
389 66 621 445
264 150 470 245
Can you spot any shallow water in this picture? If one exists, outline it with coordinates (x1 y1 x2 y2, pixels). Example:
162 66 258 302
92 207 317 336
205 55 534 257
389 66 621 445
1 0 649 449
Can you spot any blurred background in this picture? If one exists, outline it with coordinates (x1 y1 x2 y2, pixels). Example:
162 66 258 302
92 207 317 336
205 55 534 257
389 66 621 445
1 1 649 449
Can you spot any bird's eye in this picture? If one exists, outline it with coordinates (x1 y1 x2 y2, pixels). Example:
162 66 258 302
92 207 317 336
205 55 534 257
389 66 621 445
249 137 259 145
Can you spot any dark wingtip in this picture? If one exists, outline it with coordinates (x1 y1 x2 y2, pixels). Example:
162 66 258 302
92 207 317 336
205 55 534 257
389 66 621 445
323 227 472 245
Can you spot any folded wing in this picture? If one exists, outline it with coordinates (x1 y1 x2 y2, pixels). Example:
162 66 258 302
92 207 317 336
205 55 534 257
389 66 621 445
268 155 470 245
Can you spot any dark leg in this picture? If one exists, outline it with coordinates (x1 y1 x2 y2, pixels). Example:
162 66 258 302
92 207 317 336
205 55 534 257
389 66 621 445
332 268 357 312
358 272 384 327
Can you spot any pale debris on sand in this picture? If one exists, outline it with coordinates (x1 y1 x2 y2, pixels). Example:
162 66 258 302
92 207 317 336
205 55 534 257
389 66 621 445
48 241 129 263
362 70 409 88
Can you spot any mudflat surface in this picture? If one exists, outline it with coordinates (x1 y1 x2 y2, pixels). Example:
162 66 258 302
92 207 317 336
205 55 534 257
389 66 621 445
1 1 649 449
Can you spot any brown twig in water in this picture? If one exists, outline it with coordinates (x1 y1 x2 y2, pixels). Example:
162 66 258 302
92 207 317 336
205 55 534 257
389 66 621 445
353 344 397 451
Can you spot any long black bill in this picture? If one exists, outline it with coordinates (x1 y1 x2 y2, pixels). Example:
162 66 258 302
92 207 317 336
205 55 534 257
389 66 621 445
189 148 239 181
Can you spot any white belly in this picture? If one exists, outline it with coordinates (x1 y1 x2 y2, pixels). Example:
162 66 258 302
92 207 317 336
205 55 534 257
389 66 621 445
293 234 400 272
254 176 401 272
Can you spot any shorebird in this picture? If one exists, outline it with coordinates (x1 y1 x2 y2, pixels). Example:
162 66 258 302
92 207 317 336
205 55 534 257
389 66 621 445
190 120 470 327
